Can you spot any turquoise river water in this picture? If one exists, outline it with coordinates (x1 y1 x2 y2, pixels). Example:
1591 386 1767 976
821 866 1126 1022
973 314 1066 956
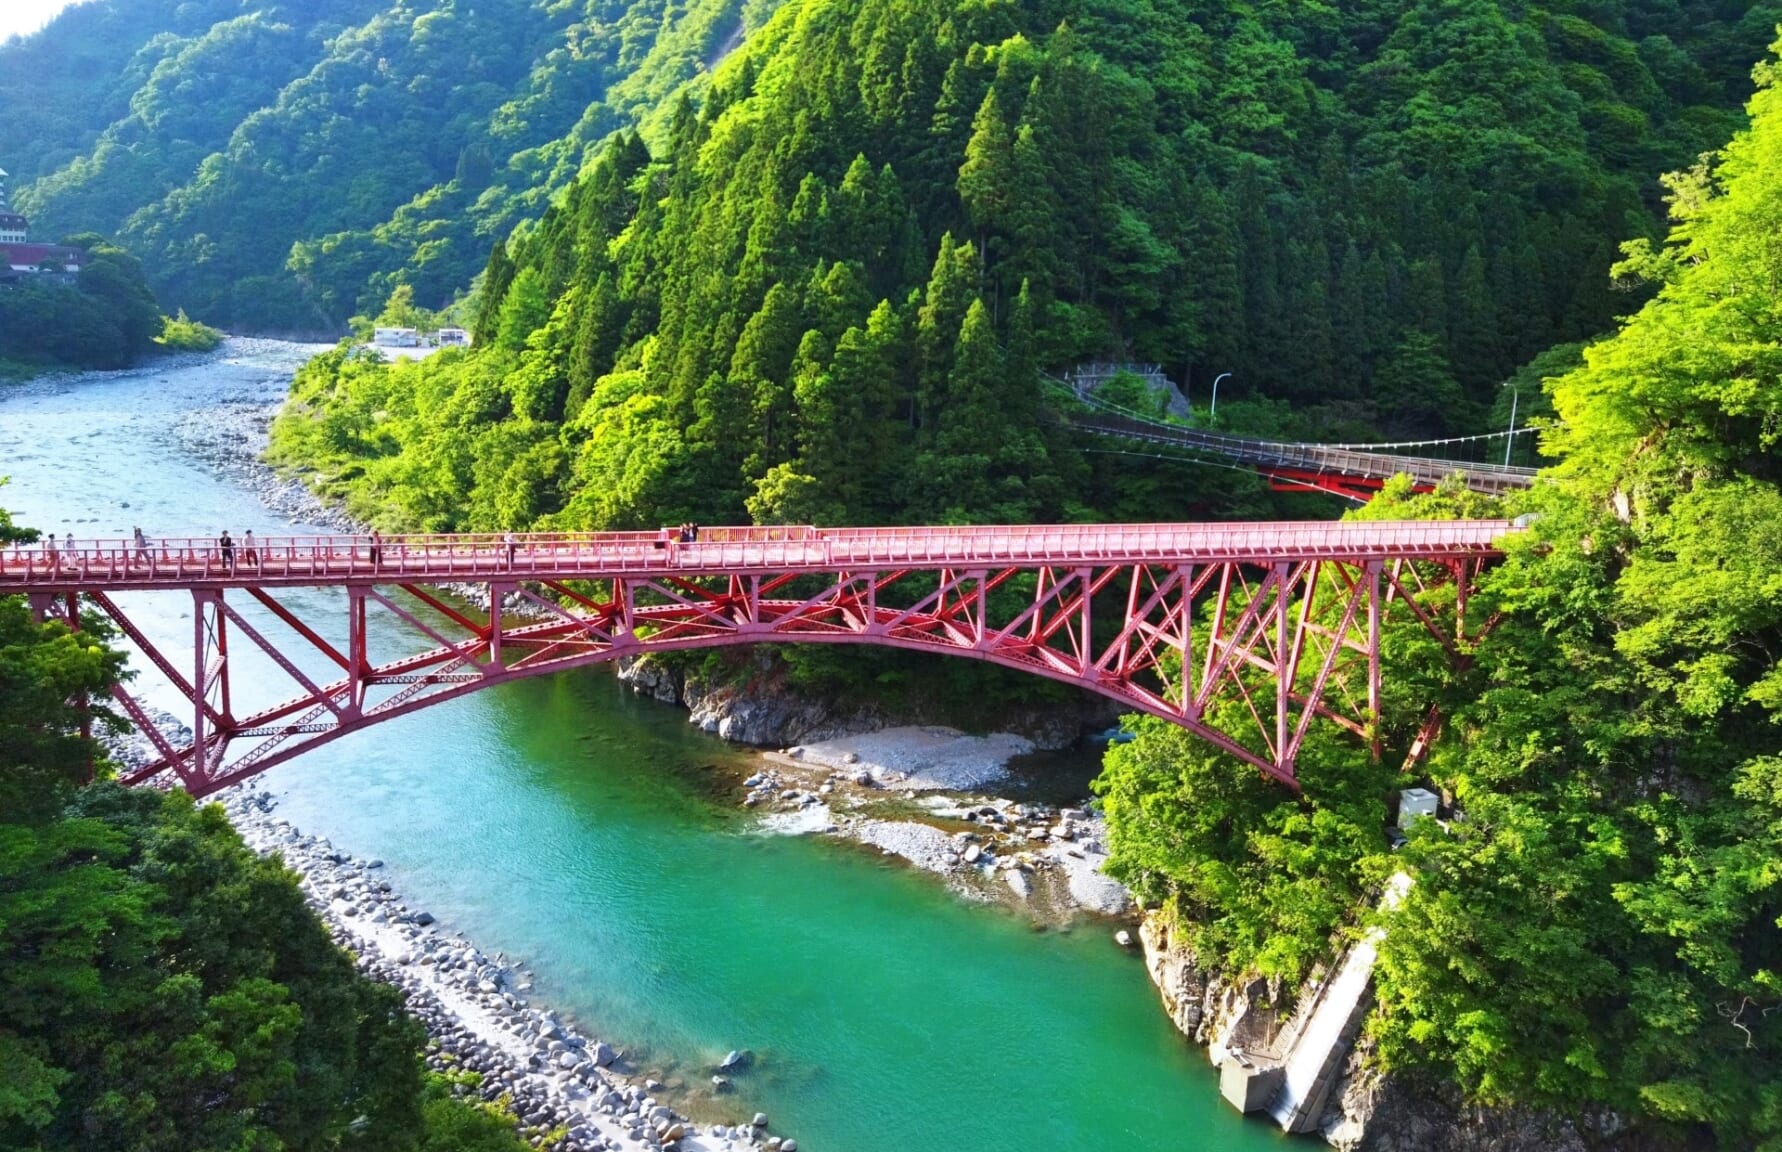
0 341 1285 1152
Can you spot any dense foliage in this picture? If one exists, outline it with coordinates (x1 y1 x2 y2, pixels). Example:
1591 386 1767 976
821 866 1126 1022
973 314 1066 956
155 310 225 352
3 0 761 331
271 0 1781 539
1368 44 1782 1143
1101 43 1782 1149
0 507 528 1152
0 237 162 370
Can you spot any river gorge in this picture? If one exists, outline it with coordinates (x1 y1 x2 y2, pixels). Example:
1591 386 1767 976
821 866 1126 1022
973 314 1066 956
0 339 1283 1152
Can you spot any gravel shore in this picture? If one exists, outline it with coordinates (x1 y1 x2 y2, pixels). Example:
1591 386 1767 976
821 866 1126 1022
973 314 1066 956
787 725 1034 791
103 712 794 1152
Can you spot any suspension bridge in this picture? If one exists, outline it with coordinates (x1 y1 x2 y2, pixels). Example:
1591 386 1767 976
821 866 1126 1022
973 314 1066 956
4 520 1519 798
1062 378 1542 500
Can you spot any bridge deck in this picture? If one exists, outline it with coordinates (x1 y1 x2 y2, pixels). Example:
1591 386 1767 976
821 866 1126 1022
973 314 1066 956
3 521 1520 591
1074 413 1539 495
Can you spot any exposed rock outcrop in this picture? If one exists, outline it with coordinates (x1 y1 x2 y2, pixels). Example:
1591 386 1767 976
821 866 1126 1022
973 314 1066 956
1321 1051 1633 1152
617 652 1113 750
1137 910 1291 1062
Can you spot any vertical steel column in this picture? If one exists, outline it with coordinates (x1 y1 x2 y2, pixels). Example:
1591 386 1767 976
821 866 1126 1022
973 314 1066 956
487 582 508 671
1076 567 1093 673
1177 563 1195 715
1366 559 1383 757
1201 565 1233 703
972 569 988 647
212 590 232 726
346 585 368 717
191 589 208 784
1275 561 1291 763
1453 559 1470 645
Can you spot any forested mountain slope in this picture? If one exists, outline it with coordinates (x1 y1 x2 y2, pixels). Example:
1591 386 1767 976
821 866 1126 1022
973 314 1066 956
1104 41 1782 1147
2 0 754 330
276 0 1779 535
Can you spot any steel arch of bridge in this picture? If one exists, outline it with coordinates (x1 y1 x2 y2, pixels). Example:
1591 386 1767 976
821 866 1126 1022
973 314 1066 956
2 521 1517 798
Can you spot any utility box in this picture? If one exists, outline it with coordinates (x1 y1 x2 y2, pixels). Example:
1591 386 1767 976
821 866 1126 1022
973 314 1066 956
1398 788 1439 830
1220 1059 1285 1113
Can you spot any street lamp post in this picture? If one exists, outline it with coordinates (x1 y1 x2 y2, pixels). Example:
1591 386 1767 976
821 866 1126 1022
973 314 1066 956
1210 373 1231 422
1503 382 1519 467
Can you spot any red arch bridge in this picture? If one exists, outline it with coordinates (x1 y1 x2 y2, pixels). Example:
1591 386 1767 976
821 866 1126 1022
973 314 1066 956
1 521 1518 798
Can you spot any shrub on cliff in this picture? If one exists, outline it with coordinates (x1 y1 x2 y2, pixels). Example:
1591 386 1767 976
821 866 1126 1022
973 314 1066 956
1100 40 1782 1148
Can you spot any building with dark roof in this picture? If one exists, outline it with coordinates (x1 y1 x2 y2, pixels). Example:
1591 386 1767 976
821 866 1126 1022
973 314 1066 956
2 243 88 273
0 240 88 288
0 165 89 285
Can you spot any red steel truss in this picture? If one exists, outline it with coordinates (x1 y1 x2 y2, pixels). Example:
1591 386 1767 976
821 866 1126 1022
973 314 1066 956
2 521 1517 797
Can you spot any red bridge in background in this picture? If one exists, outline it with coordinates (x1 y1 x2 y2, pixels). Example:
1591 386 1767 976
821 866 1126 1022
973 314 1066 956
2 521 1518 797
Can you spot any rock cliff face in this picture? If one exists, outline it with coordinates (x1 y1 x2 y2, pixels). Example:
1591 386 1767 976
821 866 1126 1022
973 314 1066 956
1138 913 1290 1065
617 653 1112 750
1321 1054 1635 1152
1137 909 1643 1152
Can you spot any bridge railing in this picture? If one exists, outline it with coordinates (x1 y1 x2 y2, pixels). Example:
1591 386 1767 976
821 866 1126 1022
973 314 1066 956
0 520 1522 589
817 520 1518 563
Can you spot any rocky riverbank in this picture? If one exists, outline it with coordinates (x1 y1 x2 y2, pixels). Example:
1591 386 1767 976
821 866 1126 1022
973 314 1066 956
739 731 1134 925
225 788 797 1152
619 656 1136 925
1135 907 1640 1152
102 712 799 1152
620 651 1119 751
171 342 361 532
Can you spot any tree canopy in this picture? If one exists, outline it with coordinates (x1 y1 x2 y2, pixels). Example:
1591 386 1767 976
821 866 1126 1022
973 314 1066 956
2 0 761 331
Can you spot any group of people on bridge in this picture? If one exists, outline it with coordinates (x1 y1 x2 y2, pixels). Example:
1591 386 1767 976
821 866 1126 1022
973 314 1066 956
8 522 721 579
11 527 388 575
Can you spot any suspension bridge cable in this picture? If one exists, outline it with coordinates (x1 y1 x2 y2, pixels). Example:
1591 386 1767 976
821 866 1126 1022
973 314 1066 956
1078 447 1371 505
1050 374 1552 459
